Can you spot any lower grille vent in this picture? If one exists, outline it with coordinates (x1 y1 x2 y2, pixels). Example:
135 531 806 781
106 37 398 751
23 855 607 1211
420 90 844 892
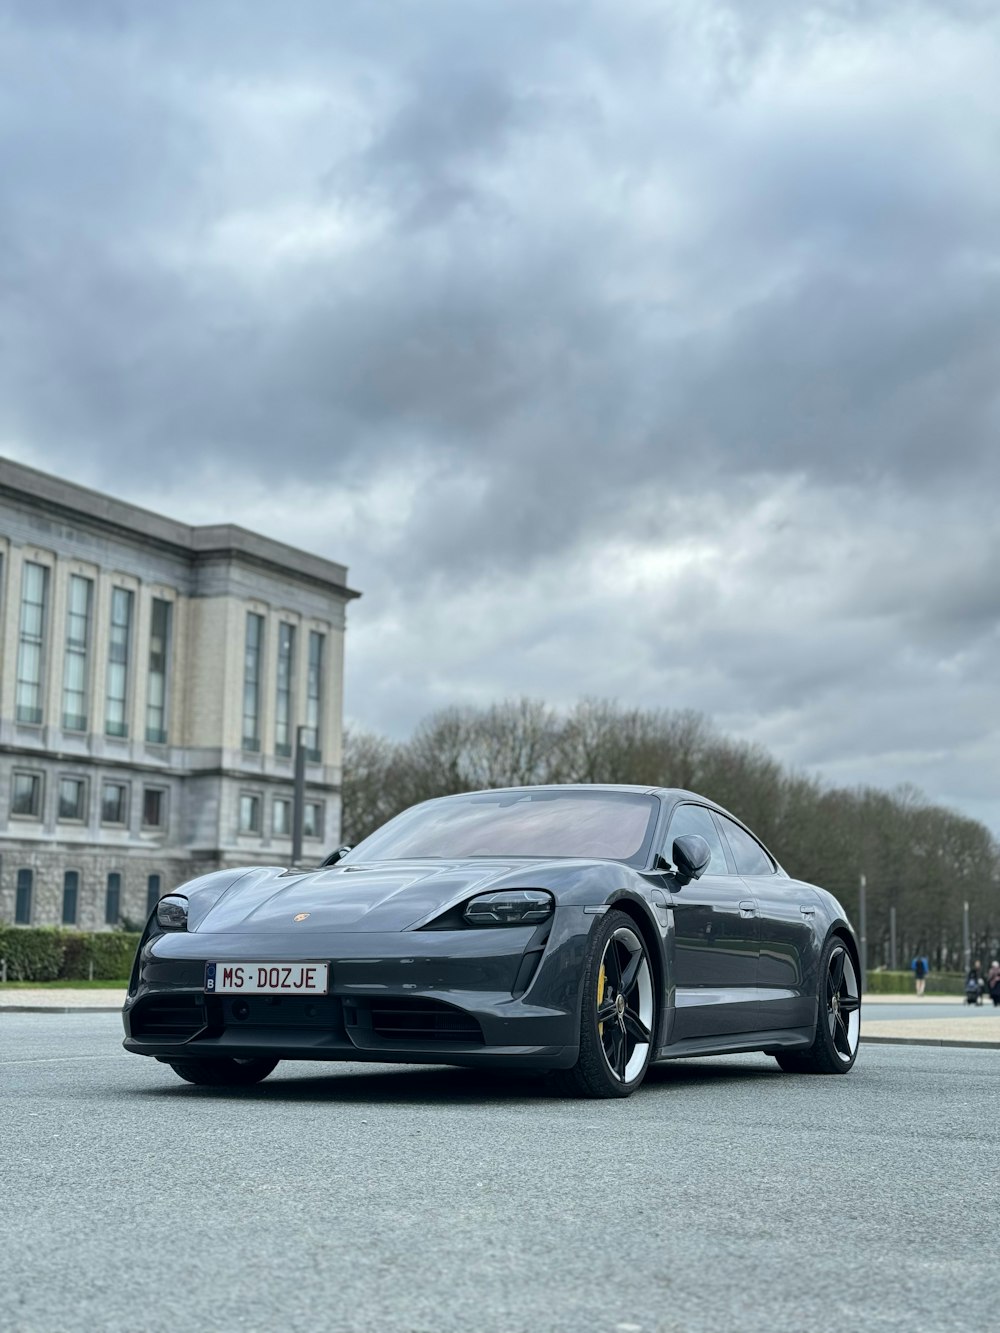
368 998 483 1045
132 994 205 1041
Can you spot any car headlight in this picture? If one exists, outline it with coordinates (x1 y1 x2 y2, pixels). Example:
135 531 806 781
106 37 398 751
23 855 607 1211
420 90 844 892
463 890 553 926
156 895 189 931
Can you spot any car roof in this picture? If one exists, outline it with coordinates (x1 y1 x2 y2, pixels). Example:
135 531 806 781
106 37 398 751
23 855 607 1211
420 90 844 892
441 782 733 812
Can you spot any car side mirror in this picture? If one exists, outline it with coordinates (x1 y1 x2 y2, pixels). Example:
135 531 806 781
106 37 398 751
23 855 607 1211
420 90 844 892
672 834 712 886
320 845 352 867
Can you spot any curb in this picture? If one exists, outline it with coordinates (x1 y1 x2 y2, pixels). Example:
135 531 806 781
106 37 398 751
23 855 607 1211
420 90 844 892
861 1034 1000 1050
0 1005 122 1014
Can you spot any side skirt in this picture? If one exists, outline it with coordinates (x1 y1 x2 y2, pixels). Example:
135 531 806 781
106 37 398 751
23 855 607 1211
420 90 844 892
654 1027 814 1061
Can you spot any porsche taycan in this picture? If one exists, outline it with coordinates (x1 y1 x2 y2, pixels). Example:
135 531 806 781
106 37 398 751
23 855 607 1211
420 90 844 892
123 784 861 1097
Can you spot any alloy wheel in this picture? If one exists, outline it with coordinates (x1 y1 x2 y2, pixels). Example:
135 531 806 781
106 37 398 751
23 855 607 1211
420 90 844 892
827 946 860 1063
596 926 653 1083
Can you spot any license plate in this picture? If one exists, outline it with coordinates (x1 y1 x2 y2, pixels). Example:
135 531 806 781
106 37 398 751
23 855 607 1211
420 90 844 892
205 962 329 995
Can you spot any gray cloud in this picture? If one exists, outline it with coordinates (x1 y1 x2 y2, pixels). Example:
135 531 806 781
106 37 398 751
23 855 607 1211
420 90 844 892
1 0 998 832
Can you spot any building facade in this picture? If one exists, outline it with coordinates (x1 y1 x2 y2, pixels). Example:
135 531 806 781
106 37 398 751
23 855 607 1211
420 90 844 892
0 458 360 930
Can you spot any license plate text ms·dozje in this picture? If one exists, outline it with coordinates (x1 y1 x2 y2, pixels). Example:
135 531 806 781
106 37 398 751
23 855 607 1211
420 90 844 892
205 962 330 995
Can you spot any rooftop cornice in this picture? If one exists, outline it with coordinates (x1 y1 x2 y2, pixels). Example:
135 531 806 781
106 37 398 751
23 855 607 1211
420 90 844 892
0 455 360 601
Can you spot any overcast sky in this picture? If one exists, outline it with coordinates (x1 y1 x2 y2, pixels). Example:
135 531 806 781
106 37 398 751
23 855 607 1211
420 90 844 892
1 0 998 835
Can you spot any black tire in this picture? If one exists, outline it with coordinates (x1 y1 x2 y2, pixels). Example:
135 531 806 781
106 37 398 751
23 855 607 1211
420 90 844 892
167 1057 279 1087
554 909 657 1099
775 934 860 1075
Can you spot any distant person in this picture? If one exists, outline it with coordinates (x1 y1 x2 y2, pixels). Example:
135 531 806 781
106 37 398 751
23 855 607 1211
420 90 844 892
912 955 929 996
966 960 985 1006
987 961 1000 1008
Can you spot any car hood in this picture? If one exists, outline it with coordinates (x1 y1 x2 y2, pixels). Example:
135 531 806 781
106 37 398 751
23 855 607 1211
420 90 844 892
181 859 567 934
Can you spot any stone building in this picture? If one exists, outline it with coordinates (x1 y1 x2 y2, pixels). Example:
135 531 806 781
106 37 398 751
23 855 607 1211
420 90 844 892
0 457 360 930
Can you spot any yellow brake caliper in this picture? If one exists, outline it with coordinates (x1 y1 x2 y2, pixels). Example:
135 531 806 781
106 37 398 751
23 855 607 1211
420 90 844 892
597 962 607 1037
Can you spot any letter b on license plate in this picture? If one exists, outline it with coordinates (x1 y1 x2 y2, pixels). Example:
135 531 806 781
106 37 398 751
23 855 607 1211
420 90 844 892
205 961 329 995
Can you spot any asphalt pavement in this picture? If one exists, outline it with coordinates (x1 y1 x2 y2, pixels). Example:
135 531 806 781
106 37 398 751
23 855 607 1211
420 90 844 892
2 1012 998 1333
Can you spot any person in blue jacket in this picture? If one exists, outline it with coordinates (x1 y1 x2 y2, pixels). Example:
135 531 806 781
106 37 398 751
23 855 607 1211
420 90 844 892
911 955 929 996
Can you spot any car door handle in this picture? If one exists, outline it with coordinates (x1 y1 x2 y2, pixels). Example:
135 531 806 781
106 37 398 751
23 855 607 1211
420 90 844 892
738 900 756 919
799 905 816 916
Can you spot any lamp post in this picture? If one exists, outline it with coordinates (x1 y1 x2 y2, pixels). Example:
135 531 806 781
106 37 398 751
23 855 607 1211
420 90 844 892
292 724 307 866
858 873 868 993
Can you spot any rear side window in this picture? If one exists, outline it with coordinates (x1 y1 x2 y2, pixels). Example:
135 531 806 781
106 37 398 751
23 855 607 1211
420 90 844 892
715 814 775 876
665 804 730 875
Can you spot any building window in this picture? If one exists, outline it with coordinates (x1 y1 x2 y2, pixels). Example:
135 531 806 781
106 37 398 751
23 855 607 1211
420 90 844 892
146 873 162 915
275 623 295 757
146 598 172 744
105 872 121 925
102 781 129 825
142 787 166 828
105 587 134 738
273 798 291 837
16 561 49 725
303 801 324 840
62 574 93 731
62 870 80 925
58 777 87 821
239 793 261 834
11 772 43 819
15 869 33 924
242 612 264 751
306 631 324 761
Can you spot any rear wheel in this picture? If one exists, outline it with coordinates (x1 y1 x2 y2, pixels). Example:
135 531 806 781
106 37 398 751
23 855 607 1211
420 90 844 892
775 935 860 1075
167 1057 279 1086
555 910 657 1099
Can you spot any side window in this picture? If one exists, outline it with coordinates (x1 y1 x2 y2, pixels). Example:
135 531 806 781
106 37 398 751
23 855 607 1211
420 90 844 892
715 814 775 876
666 804 730 875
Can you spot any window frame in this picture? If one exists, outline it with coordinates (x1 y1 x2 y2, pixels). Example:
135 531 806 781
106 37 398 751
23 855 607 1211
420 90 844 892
712 811 778 877
15 868 34 925
62 869 80 925
16 560 50 726
663 802 733 876
11 770 44 820
141 786 167 829
105 871 122 926
272 797 291 837
303 800 325 841
61 573 93 732
104 585 134 739
242 611 265 752
239 791 262 834
57 776 88 823
101 781 129 827
145 597 172 745
274 622 296 758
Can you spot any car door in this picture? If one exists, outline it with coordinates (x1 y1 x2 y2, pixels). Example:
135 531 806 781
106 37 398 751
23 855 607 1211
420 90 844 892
662 803 760 1041
713 812 817 1032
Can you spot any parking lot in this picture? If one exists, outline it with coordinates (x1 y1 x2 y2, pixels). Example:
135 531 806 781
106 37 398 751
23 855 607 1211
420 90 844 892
2 1012 998 1333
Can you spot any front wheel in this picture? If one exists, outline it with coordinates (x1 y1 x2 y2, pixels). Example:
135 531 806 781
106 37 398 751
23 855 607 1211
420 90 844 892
167 1057 279 1086
775 936 860 1075
555 910 657 1099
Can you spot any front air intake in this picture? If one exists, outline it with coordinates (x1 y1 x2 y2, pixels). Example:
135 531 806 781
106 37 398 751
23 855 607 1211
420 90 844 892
131 994 206 1041
367 997 484 1044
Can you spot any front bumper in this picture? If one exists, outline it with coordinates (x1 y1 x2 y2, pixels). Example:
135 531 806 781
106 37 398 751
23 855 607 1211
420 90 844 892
122 916 591 1070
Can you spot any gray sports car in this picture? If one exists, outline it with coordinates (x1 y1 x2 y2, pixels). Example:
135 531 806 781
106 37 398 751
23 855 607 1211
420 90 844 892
123 784 861 1097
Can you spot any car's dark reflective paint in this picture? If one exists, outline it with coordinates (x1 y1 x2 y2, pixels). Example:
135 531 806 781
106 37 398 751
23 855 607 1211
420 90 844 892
123 785 862 1097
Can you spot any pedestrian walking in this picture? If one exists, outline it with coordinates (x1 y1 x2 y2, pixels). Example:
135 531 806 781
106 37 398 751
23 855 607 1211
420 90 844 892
988 961 1000 1008
965 960 985 1006
911 954 929 996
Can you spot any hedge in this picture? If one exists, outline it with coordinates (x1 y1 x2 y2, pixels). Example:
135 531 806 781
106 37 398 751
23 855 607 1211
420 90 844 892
0 927 140 982
865 969 966 996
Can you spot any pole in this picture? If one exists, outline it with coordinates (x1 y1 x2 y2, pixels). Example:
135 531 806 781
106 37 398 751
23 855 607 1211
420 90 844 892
889 905 897 972
292 724 307 866
962 901 971 975
858 873 868 994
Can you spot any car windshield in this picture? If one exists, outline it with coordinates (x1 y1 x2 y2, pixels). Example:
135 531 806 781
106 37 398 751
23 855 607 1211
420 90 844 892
346 789 660 865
